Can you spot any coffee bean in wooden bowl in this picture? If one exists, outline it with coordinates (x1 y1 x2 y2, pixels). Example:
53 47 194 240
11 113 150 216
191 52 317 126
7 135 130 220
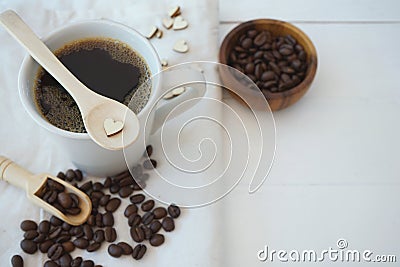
219 19 317 111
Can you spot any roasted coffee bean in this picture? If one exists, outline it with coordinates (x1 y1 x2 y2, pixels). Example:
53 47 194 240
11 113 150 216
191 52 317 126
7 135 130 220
142 211 155 225
254 32 267 46
43 261 59 267
141 225 152 240
145 145 153 157
86 215 95 226
57 192 73 209
141 199 155 211
24 229 39 240
143 159 157 169
108 244 123 258
20 220 37 231
168 204 181 218
132 244 147 260
119 177 134 187
93 229 105 243
106 198 121 212
73 238 89 249
104 227 117 242
87 242 101 252
291 59 302 70
62 241 75 253
33 233 46 243
162 216 175 232
61 222 71 231
130 226 145 242
47 243 64 260
47 179 64 191
82 224 93 240
241 38 253 49
130 193 145 204
95 213 103 228
128 214 142 227
153 207 167 219
50 216 63 226
81 260 95 267
11 255 23 267
55 234 71 243
150 234 165 247
90 191 104 200
38 220 50 233
79 181 93 192
64 169 75 181
124 204 138 217
58 253 72 267
48 226 62 239
117 242 133 255
57 171 66 180
119 186 133 198
109 184 120 194
103 177 112 188
70 226 83 237
150 220 162 233
244 62 255 74
99 194 111 206
70 257 82 267
102 212 114 227
261 71 275 81
262 80 277 89
39 240 54 253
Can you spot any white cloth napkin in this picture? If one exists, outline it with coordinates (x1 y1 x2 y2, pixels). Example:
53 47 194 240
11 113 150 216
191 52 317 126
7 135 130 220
0 1 224 266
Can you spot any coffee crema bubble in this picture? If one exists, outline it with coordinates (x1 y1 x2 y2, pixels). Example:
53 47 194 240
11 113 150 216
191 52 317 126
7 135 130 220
34 37 151 133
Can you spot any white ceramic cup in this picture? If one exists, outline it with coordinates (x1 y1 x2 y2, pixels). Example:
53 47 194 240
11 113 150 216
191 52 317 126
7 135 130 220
18 19 205 176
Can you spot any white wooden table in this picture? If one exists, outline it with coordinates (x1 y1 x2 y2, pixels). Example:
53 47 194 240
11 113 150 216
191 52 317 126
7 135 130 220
218 0 400 266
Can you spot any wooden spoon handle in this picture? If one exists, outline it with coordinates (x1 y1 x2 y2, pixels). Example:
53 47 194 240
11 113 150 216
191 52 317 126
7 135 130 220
0 156 32 189
0 10 96 114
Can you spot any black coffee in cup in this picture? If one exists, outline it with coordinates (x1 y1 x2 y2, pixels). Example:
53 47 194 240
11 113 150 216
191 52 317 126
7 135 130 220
34 37 151 133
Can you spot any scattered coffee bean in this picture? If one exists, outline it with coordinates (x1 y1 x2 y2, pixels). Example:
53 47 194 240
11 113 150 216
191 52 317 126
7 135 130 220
118 186 133 198
73 237 89 249
117 242 133 255
11 255 23 267
150 220 162 233
141 199 155 211
108 244 123 258
87 242 101 252
62 241 75 253
20 239 37 254
93 229 105 243
70 257 83 267
132 244 147 260
130 226 145 242
20 220 37 231
24 229 39 240
124 204 138 217
128 214 142 227
130 194 145 204
43 260 59 267
106 198 121 212
81 260 95 267
47 243 64 260
153 207 167 219
150 234 165 247
142 211 155 225
38 220 50 233
162 216 175 232
83 224 93 240
168 204 181 218
58 253 72 267
102 212 114 226
141 225 152 240
39 240 54 253
104 227 117 242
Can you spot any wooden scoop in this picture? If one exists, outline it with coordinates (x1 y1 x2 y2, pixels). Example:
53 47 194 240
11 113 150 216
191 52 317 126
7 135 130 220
0 156 91 226
0 10 139 150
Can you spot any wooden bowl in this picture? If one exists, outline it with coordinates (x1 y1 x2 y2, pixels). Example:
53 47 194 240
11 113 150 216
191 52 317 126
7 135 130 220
219 19 318 111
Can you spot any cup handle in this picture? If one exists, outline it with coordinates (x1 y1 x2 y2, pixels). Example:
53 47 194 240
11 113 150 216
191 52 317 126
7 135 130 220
150 66 207 134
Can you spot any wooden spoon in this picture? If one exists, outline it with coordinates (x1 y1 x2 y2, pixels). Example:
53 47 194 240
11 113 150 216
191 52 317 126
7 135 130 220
0 156 91 226
0 10 139 150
